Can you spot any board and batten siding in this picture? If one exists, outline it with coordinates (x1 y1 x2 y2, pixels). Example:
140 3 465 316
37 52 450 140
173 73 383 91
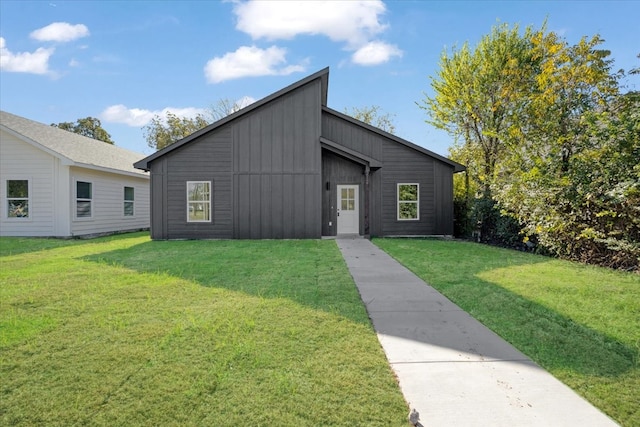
0 130 58 236
150 126 233 239
321 111 385 236
321 150 366 236
70 167 150 236
321 109 455 236
232 78 322 239
149 77 323 240
380 141 455 236
433 161 455 235
321 112 384 160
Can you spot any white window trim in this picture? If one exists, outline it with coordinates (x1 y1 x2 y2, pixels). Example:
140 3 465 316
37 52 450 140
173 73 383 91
186 181 211 223
397 183 420 221
124 186 135 218
75 179 93 220
5 178 31 220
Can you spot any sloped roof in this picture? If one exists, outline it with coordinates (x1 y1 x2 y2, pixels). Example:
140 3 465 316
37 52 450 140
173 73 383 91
134 67 330 171
133 66 464 173
322 107 465 173
0 110 148 178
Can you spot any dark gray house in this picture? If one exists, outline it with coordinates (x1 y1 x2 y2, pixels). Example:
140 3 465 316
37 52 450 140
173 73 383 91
134 68 464 240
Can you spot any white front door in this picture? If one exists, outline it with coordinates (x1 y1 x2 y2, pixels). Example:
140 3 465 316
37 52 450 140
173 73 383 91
337 185 359 234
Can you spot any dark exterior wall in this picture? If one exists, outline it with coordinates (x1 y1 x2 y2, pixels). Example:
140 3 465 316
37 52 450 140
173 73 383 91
321 150 366 236
149 78 323 240
322 113 384 160
146 75 455 240
380 141 455 236
233 79 322 238
150 127 233 239
369 171 382 236
321 110 455 237
433 161 455 235
380 141 435 235
149 159 167 239
322 112 384 236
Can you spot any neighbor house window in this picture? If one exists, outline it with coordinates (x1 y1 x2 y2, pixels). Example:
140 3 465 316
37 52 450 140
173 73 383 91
76 181 92 218
124 186 134 216
397 183 419 220
187 181 211 222
6 180 29 218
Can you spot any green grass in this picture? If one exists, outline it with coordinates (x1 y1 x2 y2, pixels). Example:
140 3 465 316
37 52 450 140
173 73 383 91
374 238 640 427
0 233 408 426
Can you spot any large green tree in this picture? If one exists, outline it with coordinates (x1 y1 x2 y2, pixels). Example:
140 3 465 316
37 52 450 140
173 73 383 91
422 23 638 269
420 23 538 241
52 116 114 144
494 42 637 268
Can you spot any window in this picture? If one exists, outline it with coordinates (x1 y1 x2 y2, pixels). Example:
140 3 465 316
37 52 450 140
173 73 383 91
76 181 92 218
187 181 211 222
341 187 356 211
397 183 419 220
6 180 29 218
124 186 134 216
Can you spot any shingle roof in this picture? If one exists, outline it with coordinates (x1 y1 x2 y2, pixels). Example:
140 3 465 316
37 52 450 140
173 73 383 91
0 110 148 178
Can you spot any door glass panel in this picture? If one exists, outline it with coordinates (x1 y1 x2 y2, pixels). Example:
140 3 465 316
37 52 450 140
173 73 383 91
340 186 356 211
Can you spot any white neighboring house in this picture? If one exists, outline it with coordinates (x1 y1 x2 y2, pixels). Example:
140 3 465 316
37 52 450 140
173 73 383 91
0 110 150 237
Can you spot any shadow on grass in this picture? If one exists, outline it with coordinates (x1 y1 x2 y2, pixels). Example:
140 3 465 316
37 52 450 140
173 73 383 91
0 232 150 257
78 235 637 379
373 238 638 379
82 238 370 326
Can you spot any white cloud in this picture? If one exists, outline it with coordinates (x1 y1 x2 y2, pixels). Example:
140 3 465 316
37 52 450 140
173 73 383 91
100 105 207 127
68 58 80 67
0 37 54 74
102 96 260 127
204 45 306 84
232 0 401 67
30 22 90 42
352 41 402 66
234 0 387 48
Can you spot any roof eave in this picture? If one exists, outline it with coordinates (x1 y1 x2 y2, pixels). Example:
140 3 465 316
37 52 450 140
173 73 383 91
134 67 331 171
320 137 382 168
73 162 149 179
321 107 466 173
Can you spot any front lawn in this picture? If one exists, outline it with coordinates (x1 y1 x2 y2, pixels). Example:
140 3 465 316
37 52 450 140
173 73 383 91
0 233 408 426
374 238 640 427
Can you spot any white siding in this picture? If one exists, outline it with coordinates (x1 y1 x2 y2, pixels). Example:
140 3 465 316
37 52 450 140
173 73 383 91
0 130 57 236
70 167 149 236
0 129 149 237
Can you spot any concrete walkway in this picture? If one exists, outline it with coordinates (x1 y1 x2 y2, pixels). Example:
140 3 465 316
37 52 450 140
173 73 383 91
336 238 618 427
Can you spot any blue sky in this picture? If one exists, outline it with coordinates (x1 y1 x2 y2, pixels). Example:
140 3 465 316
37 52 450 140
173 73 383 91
1 0 639 157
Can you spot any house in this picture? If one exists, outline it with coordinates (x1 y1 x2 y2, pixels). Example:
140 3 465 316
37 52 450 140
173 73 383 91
0 110 150 237
134 68 464 240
